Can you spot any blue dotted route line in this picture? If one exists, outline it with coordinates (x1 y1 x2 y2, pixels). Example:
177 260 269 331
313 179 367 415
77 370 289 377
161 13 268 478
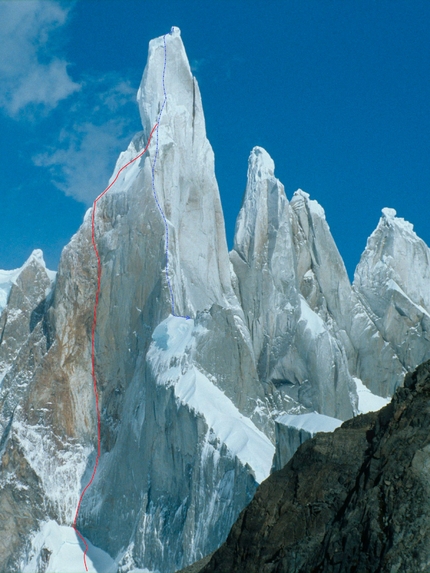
151 27 190 320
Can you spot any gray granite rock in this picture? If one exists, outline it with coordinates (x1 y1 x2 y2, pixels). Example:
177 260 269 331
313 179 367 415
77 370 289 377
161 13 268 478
0 29 275 573
200 361 430 573
1 26 430 573
230 151 357 420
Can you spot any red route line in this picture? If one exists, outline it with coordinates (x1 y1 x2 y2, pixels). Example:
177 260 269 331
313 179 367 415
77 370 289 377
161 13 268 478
72 122 159 571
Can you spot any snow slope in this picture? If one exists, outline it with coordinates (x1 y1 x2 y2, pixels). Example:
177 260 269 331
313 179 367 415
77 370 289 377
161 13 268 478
22 521 117 573
0 267 21 314
275 412 343 435
353 377 391 414
148 315 275 483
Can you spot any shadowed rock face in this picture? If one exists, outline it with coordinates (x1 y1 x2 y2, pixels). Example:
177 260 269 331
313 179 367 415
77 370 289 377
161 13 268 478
201 360 430 573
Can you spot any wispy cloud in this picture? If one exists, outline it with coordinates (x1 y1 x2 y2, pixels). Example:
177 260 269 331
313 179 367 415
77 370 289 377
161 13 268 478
1 1 142 205
190 58 206 73
33 76 140 205
0 0 80 117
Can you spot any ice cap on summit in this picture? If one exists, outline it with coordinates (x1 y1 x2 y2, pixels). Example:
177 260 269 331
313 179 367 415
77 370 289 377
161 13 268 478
248 147 275 179
382 207 397 219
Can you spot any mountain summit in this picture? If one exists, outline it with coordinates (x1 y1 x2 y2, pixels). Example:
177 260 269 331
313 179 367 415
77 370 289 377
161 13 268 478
1 29 430 573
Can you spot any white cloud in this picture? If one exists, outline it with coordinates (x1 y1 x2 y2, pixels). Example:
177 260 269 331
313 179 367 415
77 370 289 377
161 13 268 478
0 0 80 116
33 119 131 205
33 77 140 205
1 2 142 205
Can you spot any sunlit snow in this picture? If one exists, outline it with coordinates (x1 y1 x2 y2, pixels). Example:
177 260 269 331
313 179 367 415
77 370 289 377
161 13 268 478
0 267 20 314
148 315 275 483
22 521 116 573
276 412 342 435
354 377 390 414
298 296 326 336
0 249 56 314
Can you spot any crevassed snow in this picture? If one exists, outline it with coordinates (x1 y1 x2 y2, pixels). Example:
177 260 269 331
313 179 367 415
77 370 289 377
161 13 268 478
148 315 275 483
276 412 342 435
354 377 390 414
22 520 116 573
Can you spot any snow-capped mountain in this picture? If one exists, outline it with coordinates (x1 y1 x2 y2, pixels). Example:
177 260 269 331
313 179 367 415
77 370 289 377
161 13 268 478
1 27 430 573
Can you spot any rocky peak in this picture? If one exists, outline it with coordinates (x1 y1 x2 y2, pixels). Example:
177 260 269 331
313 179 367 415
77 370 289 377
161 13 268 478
137 27 205 147
199 360 430 573
232 146 297 287
230 146 298 378
0 249 54 314
231 150 356 420
353 208 430 379
354 207 430 312
127 26 235 314
0 249 55 384
289 188 351 324
0 29 274 573
2 27 430 573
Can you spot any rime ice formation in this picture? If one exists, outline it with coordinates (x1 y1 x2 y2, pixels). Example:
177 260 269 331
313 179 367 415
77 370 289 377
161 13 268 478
1 27 430 573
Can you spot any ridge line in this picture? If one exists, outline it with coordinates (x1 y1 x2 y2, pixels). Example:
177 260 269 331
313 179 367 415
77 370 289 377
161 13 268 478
151 28 190 320
72 124 158 572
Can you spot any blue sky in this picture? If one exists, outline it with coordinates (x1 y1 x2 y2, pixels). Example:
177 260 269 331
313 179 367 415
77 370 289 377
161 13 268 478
1 0 429 279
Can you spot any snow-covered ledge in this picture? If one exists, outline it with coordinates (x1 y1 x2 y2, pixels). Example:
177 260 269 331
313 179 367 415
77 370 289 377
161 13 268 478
272 412 342 472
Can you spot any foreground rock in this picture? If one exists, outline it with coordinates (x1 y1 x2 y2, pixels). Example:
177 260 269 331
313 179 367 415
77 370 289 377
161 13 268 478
200 360 430 573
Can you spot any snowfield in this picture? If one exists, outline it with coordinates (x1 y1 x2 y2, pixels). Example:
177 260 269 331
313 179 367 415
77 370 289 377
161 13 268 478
22 521 116 573
354 377 391 414
276 412 343 435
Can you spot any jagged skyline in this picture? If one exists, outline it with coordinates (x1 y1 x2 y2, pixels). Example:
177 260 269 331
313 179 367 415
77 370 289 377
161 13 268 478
1 1 429 279
1 24 430 572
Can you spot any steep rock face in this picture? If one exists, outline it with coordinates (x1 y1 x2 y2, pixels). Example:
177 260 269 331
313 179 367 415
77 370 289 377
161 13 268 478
71 30 273 571
1 26 430 573
0 28 274 573
200 360 430 573
136 26 235 314
231 161 428 407
354 208 430 394
287 190 405 399
230 150 356 420
0 251 57 572
230 147 300 370
79 312 273 572
0 250 55 384
272 412 342 472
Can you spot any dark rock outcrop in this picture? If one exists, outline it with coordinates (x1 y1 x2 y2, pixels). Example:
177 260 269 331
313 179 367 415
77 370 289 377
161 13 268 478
200 360 430 573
